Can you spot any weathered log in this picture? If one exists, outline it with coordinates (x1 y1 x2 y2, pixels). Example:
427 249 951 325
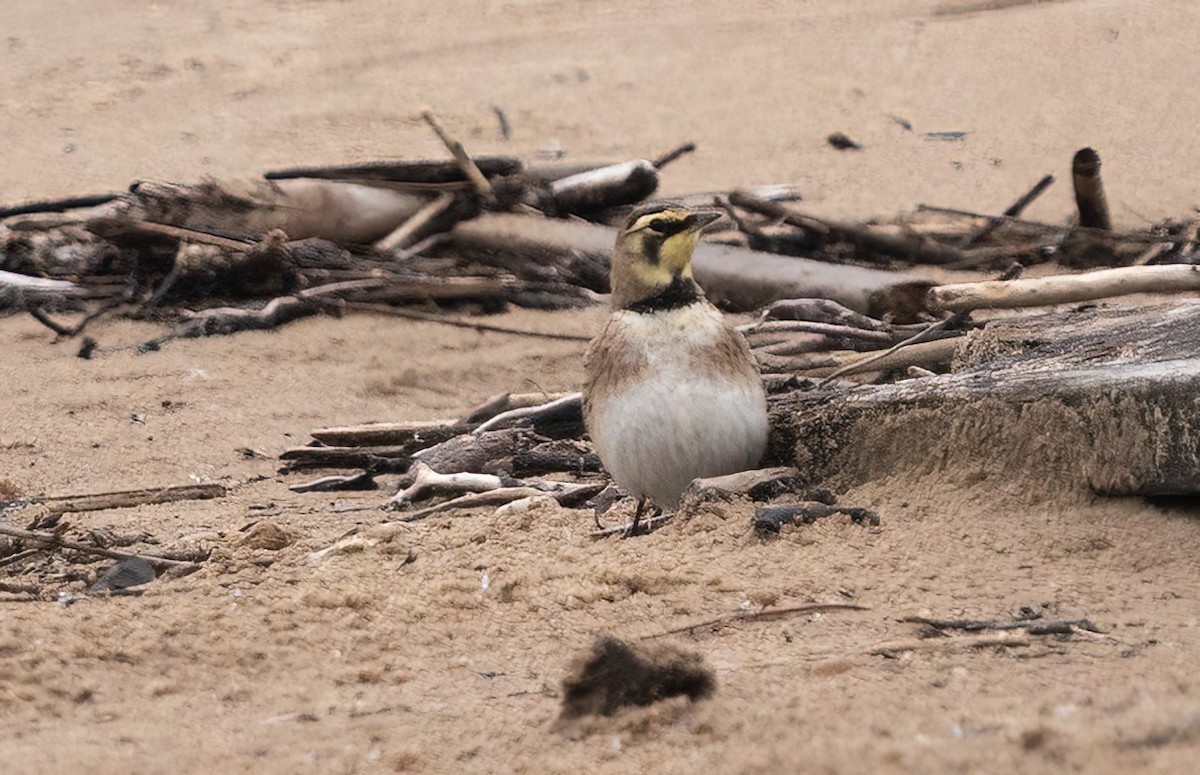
449 213 933 315
768 301 1200 496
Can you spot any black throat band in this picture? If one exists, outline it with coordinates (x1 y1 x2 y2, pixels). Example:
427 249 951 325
624 275 703 313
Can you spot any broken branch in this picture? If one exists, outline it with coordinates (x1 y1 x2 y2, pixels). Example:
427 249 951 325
928 264 1200 312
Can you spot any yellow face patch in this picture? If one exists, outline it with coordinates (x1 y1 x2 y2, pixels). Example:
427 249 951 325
623 208 700 286
628 231 698 287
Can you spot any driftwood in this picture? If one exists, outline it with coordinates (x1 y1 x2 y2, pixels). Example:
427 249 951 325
541 159 659 216
768 300 1200 496
756 336 961 377
0 269 93 305
390 462 510 508
32 483 227 516
1072 147 1112 230
101 178 432 244
421 110 498 206
397 480 603 521
928 264 1200 312
0 193 121 219
280 444 418 470
465 391 576 424
263 156 523 184
310 420 466 447
903 613 1102 635
449 212 933 315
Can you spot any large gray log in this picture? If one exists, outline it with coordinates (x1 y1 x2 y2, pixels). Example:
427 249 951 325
449 213 935 314
768 301 1200 497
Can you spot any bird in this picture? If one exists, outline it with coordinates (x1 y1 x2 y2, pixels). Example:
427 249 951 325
583 203 769 535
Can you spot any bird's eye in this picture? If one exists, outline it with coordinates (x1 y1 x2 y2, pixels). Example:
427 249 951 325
647 218 669 233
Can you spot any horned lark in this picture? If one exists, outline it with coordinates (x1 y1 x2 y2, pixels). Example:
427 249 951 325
583 203 769 535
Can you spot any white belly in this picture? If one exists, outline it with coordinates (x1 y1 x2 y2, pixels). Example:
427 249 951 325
588 376 769 507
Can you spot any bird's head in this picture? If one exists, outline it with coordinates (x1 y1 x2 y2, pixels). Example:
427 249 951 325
610 203 721 309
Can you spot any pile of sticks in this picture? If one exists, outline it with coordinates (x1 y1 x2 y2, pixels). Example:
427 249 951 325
0 484 221 600
3 109 1196 359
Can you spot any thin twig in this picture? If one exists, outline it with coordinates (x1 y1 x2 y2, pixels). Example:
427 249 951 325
732 191 974 264
740 320 898 344
491 105 511 140
421 110 497 206
916 204 1064 232
902 614 1103 634
0 193 120 219
0 547 45 569
817 319 955 386
651 142 697 169
28 307 73 336
335 302 591 342
871 632 1031 657
643 603 870 639
590 513 673 539
374 191 458 253
966 174 1055 246
397 487 545 521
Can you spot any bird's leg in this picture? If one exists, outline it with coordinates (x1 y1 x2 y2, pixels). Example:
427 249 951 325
624 497 647 538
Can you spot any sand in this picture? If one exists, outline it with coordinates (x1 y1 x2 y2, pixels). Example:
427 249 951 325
2 1 1199 772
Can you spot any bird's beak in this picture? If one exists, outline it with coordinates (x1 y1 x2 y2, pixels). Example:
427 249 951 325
684 211 723 232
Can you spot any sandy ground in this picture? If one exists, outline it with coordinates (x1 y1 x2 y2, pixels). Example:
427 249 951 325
3 1 1200 772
